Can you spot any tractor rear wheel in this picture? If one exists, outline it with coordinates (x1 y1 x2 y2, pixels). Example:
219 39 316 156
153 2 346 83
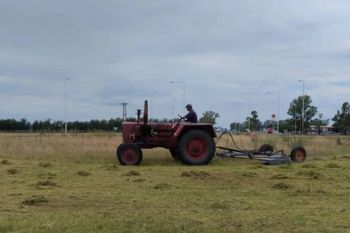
177 130 215 165
290 146 306 162
117 143 143 165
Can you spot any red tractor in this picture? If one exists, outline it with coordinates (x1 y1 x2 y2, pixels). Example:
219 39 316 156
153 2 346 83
116 101 216 165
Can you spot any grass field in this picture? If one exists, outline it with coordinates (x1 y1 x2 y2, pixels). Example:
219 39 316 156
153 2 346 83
1 133 350 233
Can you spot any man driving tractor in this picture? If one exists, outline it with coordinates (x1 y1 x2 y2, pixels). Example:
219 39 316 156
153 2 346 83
183 104 198 123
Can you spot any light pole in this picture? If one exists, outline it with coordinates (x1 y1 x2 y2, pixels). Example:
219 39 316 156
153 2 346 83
150 91 157 122
171 99 176 123
298 80 305 135
248 114 251 131
246 99 251 131
64 78 70 135
120 102 129 121
267 90 280 133
170 81 186 114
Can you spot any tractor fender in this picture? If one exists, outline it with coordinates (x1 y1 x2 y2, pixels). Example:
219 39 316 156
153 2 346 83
174 123 216 140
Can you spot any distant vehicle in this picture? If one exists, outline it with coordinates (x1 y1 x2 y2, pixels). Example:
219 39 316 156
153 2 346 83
266 128 273 134
214 127 227 134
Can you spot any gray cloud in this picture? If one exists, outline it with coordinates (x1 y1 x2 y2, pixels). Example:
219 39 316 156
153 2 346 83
1 0 350 126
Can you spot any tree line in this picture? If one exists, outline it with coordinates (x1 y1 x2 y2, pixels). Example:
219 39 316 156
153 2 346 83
1 95 350 134
0 118 128 132
0 117 180 132
229 95 350 135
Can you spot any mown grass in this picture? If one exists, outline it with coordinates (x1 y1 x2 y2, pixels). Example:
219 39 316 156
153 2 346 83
0 133 350 232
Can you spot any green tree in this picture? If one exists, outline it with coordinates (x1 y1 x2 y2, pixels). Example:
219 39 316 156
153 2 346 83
287 95 317 133
230 122 241 132
250 110 262 131
199 111 220 124
278 120 292 133
332 102 350 134
242 110 261 131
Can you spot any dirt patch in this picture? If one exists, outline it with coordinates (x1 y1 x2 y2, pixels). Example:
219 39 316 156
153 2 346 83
133 178 146 183
38 162 52 168
211 201 230 210
7 168 18 174
38 172 57 179
271 174 289 179
36 180 57 187
272 182 292 190
241 172 258 178
77 171 91 176
295 188 311 196
124 170 140 176
180 171 211 178
154 183 172 190
22 195 48 206
295 187 327 196
105 164 118 171
1 159 11 165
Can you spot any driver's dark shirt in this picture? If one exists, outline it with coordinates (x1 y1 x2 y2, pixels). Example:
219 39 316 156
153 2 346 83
184 110 198 123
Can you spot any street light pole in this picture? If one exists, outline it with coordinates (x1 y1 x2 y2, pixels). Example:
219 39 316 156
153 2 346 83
298 80 305 135
120 102 129 121
170 81 186 114
171 99 175 123
64 78 70 135
248 115 251 131
277 91 280 133
246 99 251 131
150 91 157 122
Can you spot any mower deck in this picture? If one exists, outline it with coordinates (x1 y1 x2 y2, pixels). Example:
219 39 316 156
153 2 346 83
216 148 291 165
215 132 306 165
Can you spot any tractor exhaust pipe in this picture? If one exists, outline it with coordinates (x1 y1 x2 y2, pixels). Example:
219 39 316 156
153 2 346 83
137 109 141 125
143 100 148 125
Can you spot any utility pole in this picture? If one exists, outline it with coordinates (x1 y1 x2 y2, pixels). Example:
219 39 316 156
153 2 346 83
298 80 305 135
170 81 186 114
171 99 175 123
248 115 251 131
277 91 280 133
64 78 70 135
150 91 157 122
120 102 129 120
247 99 251 131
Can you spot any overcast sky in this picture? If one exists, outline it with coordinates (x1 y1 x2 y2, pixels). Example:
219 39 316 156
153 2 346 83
1 0 350 127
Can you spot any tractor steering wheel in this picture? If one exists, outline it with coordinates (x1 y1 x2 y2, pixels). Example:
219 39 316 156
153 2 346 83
177 114 185 123
171 114 185 129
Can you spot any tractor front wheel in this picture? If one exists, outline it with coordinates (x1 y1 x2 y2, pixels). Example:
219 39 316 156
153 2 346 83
117 143 143 165
178 130 215 165
290 146 306 162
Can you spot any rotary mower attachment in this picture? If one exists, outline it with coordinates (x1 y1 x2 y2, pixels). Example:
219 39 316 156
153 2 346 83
215 132 307 165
